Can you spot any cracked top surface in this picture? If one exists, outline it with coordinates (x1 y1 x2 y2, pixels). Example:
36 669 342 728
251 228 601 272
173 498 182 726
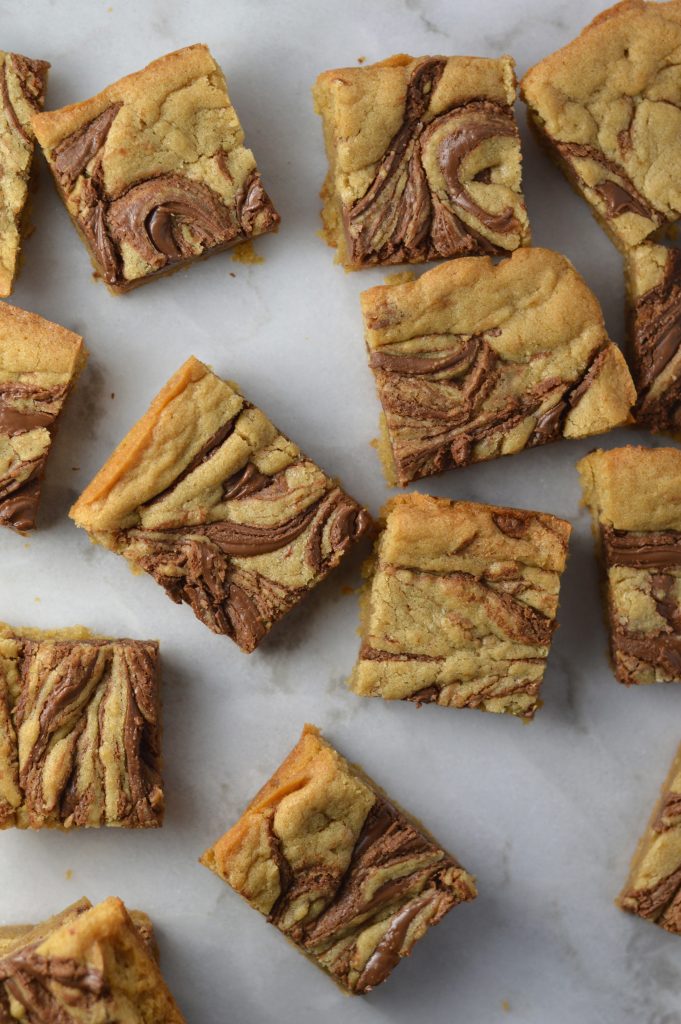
351 494 570 719
522 1 681 248
201 724 476 993
32 44 279 289
313 53 530 267
70 357 369 651
0 51 49 296
361 247 635 485
0 897 186 1022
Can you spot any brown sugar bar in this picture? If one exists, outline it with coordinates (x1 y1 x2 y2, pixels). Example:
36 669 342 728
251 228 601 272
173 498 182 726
625 242 681 434
619 741 681 934
360 247 635 486
70 357 370 652
0 897 186 1021
0 302 86 531
0 623 164 829
521 2 681 251
350 494 571 719
313 53 530 269
0 51 49 296
201 724 477 994
578 445 681 685
31 45 279 293
0 900 158 961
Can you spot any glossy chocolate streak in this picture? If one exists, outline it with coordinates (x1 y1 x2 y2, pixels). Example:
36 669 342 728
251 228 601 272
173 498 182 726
603 528 681 568
556 140 654 221
107 174 237 270
0 403 56 435
355 896 432 992
222 462 271 501
0 947 106 1011
0 468 43 532
53 102 122 190
147 417 237 506
595 180 650 219
614 633 681 676
528 345 609 446
369 337 479 376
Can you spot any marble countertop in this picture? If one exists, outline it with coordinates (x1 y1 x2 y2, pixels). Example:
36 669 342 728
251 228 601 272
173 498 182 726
1 0 678 1021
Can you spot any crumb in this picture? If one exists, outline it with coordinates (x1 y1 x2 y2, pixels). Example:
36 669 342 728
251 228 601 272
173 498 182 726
65 869 73 880
502 999 511 1012
341 585 355 595
357 55 366 63
110 392 115 399
231 241 264 265
229 271 236 278
23 542 30 550
72 466 80 471
34 597 40 604
383 270 416 286
370 438 379 450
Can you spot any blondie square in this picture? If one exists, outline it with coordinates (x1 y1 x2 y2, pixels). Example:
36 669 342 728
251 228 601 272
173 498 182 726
0 302 85 531
32 45 279 292
521 1 681 250
201 724 477 993
579 445 681 684
70 357 370 652
313 53 530 269
619 741 681 934
0 623 163 828
625 241 681 433
361 247 635 485
0 897 186 1021
0 899 158 960
0 50 49 296
350 494 571 719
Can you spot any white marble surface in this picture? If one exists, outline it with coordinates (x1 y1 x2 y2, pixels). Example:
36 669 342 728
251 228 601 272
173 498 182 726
0 0 679 1021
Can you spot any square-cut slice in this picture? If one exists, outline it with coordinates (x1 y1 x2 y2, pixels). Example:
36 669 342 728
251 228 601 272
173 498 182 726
625 242 681 433
0 897 186 1021
0 302 85 531
0 51 49 296
70 357 370 652
201 724 476 993
0 623 163 828
521 2 681 250
619 740 681 934
350 493 571 719
361 247 635 485
31 44 279 293
578 445 681 685
313 53 530 269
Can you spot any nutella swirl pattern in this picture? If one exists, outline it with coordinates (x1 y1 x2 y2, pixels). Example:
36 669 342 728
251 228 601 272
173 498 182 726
344 59 526 266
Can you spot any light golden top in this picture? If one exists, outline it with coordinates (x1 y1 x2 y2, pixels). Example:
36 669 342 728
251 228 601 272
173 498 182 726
32 44 248 200
578 445 681 531
0 302 85 381
362 247 605 356
380 493 571 575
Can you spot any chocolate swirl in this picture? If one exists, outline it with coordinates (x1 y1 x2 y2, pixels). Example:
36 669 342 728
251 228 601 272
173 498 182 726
53 102 122 191
106 174 238 271
344 59 523 265
630 248 681 432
